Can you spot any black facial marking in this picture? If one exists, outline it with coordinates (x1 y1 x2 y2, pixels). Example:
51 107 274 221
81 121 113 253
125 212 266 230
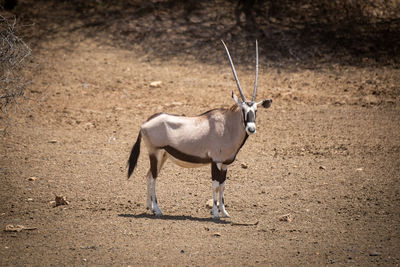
241 102 257 125
211 162 227 183
242 109 247 127
247 110 255 123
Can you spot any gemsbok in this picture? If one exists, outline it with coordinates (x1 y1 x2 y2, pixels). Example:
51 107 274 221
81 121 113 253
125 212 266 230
127 40 272 219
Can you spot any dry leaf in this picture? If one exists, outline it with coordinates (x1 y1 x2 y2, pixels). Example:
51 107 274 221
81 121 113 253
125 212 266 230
55 195 69 206
279 213 293 222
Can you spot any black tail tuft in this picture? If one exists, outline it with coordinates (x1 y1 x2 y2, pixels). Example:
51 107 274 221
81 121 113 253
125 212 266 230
127 131 142 179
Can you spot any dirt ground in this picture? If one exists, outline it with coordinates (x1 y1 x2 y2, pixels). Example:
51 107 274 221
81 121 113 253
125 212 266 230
1 1 400 266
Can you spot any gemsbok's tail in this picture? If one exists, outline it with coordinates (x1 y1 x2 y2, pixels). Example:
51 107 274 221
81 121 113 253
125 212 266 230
127 131 142 179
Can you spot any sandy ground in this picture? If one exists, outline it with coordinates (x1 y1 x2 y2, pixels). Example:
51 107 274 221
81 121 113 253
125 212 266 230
1 1 400 266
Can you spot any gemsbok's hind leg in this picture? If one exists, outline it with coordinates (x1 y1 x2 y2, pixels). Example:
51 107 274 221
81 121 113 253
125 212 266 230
146 170 153 211
146 150 167 216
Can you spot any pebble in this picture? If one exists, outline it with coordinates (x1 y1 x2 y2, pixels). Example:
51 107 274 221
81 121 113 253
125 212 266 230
206 199 214 209
150 81 162 88
369 251 381 256
279 213 293 222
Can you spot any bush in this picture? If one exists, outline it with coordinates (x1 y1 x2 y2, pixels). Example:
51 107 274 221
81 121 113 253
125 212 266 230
0 14 31 112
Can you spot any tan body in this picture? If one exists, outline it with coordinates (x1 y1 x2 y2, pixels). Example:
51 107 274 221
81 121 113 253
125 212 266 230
141 105 247 166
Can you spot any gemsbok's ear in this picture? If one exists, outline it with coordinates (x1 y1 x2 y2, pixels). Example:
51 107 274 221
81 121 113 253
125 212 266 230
231 91 241 104
257 99 272 109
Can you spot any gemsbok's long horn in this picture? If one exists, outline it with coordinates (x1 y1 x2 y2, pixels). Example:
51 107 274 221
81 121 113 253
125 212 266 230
252 40 258 101
221 40 246 102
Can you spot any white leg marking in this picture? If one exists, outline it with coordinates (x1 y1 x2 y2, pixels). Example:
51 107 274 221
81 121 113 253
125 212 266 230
221 164 228 171
151 178 162 216
146 171 152 210
212 180 220 219
216 163 222 171
219 181 231 218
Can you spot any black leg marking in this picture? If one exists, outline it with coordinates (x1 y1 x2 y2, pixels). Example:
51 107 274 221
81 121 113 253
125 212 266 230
211 162 227 183
150 195 158 203
149 154 158 179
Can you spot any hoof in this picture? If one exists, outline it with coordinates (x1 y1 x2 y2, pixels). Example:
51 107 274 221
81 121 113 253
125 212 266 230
152 209 163 217
211 208 220 220
149 209 162 216
154 212 163 217
211 211 220 220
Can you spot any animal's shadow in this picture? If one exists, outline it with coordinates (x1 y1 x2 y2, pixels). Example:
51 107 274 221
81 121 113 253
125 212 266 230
118 212 231 225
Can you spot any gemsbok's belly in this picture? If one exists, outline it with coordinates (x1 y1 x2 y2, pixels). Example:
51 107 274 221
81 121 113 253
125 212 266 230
166 152 209 168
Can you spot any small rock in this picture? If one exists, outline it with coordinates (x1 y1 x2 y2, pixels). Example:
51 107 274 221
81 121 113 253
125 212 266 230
356 168 363 171
369 251 381 256
171 101 182 106
150 81 162 88
55 195 69 207
279 213 293 222
319 165 326 170
28 177 38 181
48 140 58 144
206 199 214 209
84 122 95 130
363 95 379 105
213 232 221 237
241 163 248 169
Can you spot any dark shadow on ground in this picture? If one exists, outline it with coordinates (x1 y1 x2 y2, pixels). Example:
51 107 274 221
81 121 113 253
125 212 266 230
118 212 231 224
11 0 400 68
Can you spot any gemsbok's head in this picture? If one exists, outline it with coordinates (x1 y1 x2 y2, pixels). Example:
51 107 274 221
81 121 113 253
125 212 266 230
222 40 272 135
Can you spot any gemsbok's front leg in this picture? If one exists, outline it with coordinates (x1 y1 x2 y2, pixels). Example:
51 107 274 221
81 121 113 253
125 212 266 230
219 180 231 218
211 162 230 219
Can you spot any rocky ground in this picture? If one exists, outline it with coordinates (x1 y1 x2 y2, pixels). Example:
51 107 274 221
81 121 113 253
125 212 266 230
1 1 399 266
